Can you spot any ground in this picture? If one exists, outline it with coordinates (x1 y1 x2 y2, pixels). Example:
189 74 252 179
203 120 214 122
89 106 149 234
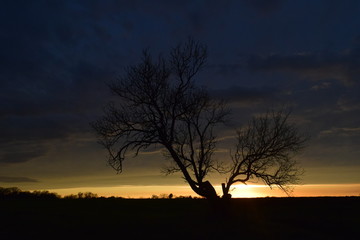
1 197 358 239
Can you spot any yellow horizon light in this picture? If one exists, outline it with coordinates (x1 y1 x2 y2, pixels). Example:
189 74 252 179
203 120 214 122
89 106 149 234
42 183 360 198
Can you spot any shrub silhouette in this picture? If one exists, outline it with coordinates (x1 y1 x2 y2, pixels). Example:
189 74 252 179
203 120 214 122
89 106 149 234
64 192 98 199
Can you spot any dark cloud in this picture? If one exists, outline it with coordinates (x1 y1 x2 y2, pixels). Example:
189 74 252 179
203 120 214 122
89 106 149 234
210 85 276 104
0 115 87 143
320 127 360 138
292 79 359 118
207 64 243 77
0 142 47 164
243 0 285 15
0 176 39 183
247 48 360 83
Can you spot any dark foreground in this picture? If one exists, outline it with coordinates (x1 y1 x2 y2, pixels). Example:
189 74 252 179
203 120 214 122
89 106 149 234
1 197 359 239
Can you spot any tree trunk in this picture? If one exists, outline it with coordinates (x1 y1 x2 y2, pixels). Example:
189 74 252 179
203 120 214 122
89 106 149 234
221 183 232 199
165 145 218 199
198 181 218 199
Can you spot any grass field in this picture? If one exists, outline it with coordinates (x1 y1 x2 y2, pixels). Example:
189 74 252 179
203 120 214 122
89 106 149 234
1 197 359 239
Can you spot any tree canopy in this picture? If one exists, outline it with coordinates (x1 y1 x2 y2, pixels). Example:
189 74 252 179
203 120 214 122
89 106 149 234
221 110 307 198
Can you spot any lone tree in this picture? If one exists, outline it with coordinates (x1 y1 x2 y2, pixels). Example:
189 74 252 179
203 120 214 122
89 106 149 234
92 39 307 199
221 110 307 198
92 39 228 199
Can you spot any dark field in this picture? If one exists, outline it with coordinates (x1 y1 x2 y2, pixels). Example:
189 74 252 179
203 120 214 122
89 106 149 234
1 197 359 239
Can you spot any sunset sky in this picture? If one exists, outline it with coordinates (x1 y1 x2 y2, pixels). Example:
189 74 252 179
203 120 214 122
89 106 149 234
1 0 359 198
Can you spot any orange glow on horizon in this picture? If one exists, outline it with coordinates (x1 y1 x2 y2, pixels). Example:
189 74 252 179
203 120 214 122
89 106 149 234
47 183 360 198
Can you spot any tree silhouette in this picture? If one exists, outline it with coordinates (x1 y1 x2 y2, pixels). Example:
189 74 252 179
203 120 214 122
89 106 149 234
92 39 228 199
221 110 307 198
0 187 60 199
92 39 307 199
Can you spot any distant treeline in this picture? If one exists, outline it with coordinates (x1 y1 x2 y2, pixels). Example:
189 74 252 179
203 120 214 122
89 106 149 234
0 187 98 200
0 187 196 200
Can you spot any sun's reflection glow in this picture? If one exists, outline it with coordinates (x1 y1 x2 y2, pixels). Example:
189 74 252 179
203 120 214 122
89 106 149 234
226 184 274 198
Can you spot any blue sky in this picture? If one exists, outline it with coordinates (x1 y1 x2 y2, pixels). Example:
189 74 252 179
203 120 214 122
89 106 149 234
0 0 359 196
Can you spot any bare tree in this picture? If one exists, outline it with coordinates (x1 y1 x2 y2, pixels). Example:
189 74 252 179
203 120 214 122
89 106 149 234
221 110 307 198
91 39 228 199
92 39 307 200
